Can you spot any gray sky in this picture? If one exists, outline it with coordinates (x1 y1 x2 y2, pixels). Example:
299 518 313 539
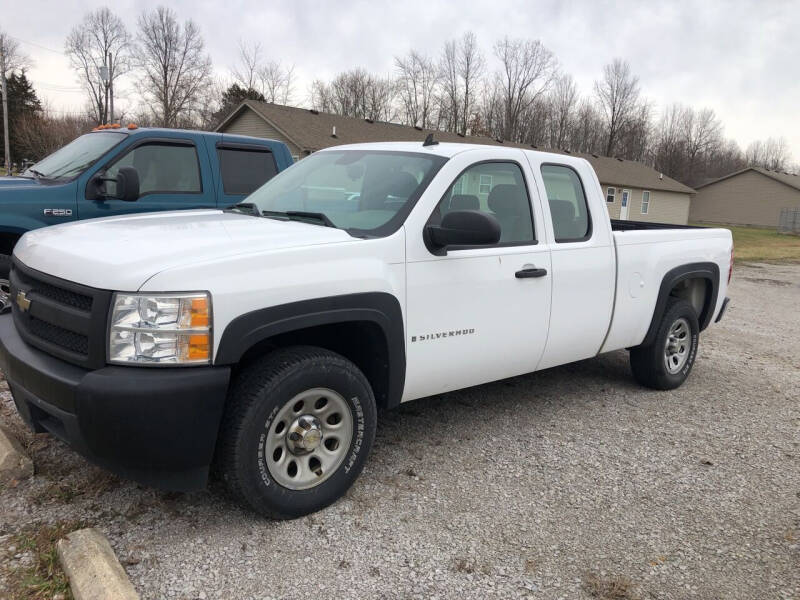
5 0 799 161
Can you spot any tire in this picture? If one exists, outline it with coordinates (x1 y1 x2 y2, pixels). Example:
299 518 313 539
630 298 699 390
0 254 10 311
215 346 377 519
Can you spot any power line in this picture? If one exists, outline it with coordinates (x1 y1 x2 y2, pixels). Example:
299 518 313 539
8 34 62 55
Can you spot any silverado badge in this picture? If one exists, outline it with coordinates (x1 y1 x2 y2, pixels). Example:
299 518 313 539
16 291 31 312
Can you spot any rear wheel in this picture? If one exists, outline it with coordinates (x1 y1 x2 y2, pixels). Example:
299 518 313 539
0 254 10 312
215 346 377 519
630 298 699 390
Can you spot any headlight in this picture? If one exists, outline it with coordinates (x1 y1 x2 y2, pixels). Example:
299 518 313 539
108 292 211 365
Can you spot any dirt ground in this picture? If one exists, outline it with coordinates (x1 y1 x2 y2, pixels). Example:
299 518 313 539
1 262 798 600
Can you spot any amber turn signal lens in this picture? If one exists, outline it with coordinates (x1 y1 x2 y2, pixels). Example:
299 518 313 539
190 297 209 328
186 334 210 361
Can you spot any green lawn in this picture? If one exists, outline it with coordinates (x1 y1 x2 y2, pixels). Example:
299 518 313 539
694 223 800 263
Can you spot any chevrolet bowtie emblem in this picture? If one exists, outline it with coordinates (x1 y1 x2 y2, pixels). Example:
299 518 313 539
16 291 31 312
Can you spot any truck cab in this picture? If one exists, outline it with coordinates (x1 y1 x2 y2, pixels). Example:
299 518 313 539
0 125 293 303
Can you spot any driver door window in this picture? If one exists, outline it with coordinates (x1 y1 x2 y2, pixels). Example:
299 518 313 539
105 143 202 197
432 161 535 245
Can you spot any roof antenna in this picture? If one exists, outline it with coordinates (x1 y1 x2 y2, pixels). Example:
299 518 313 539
423 133 438 147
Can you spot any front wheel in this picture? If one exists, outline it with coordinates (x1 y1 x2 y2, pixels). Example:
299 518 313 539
215 346 377 519
630 298 699 390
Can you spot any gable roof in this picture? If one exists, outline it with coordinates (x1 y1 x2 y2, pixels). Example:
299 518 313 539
696 166 800 193
217 100 695 195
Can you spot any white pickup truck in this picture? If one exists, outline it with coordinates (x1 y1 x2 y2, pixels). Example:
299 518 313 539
0 141 733 518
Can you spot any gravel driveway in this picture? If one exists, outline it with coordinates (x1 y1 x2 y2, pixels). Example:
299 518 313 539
1 262 799 600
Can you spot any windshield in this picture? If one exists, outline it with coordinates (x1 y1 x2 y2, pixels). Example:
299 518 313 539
245 150 448 236
24 132 126 181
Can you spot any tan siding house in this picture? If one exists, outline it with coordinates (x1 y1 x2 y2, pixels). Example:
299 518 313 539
690 168 800 227
604 186 691 224
217 101 696 224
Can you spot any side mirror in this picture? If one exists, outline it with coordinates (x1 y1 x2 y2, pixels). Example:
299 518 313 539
87 166 140 202
424 210 501 254
112 167 140 201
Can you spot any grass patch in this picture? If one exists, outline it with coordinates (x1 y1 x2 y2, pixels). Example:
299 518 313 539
583 572 640 600
695 223 800 263
5 520 88 600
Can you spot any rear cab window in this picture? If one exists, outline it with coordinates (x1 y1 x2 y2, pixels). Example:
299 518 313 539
218 147 279 195
540 164 592 242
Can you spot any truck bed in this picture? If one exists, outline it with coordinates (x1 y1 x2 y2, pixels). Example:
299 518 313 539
610 219 702 231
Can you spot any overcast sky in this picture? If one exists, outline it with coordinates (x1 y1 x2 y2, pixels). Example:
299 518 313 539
4 0 799 161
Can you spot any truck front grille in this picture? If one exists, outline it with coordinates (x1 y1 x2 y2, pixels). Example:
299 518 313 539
9 258 111 369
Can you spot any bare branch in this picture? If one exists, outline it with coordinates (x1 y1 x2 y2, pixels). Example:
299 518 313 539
135 7 213 127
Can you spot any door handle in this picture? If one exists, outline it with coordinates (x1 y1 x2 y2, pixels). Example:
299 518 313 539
515 267 548 279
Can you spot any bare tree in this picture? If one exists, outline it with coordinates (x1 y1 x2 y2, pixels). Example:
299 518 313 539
310 69 394 121
476 79 503 139
439 39 460 131
232 40 294 104
568 99 604 154
746 137 791 171
458 32 484 136
682 107 722 183
259 61 294 104
1 30 31 172
594 59 640 156
493 37 557 142
437 32 485 135
65 8 131 125
15 107 94 160
547 74 577 148
395 50 439 128
653 103 687 178
135 6 213 127
232 39 260 91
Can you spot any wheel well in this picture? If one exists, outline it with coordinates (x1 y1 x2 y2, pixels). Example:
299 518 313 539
236 321 392 409
0 233 20 256
669 277 711 325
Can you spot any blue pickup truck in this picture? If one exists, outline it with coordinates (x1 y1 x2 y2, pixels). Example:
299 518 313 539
0 125 293 302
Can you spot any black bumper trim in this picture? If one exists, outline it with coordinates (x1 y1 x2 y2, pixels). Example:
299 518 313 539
0 314 230 491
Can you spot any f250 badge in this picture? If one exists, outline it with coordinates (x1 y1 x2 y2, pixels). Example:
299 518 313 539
412 329 475 342
43 208 72 217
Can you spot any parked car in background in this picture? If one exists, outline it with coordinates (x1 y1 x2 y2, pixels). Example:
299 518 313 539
0 141 733 519
0 125 294 308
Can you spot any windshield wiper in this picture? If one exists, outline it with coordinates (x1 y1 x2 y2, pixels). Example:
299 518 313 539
224 202 260 216
284 211 336 228
262 210 336 228
27 169 48 179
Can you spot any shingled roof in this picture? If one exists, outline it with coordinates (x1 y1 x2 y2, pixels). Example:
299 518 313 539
217 100 695 195
696 166 800 192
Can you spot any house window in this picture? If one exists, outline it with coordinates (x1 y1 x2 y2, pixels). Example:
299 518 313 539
478 174 492 195
606 187 615 203
641 190 650 214
452 178 464 195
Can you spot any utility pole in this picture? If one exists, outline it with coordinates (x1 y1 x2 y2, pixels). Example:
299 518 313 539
0 44 10 175
108 51 114 124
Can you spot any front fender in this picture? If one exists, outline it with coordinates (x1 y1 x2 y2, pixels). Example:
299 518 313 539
214 292 406 408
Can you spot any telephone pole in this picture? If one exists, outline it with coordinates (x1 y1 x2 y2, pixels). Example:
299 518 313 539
108 51 114 124
1 45 10 175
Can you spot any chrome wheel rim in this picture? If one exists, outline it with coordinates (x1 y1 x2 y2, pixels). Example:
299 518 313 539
664 317 691 374
265 387 353 490
0 278 10 312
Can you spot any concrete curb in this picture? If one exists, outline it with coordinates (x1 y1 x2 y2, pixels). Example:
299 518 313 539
57 528 140 600
0 425 34 483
